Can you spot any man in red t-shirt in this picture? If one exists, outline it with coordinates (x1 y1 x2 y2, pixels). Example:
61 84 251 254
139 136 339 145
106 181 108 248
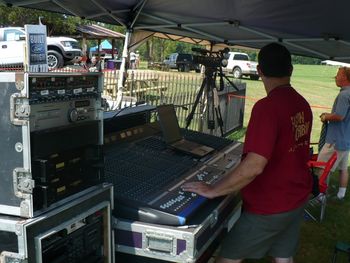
182 43 312 263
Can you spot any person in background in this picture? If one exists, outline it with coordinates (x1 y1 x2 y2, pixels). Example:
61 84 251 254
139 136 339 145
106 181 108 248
318 67 350 200
135 50 140 69
129 51 137 69
182 43 313 263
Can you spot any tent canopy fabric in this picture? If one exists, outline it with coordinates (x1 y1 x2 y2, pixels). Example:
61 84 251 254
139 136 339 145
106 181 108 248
90 39 114 51
3 0 350 62
76 24 125 39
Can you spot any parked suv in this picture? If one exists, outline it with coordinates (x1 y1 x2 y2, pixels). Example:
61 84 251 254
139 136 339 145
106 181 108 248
163 53 178 69
0 27 82 69
176 53 200 72
164 53 200 72
224 52 259 80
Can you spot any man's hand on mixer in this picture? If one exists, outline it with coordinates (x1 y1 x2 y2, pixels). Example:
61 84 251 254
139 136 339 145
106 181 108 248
181 182 215 199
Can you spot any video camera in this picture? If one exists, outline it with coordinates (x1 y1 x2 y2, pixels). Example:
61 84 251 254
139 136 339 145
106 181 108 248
186 47 238 133
192 47 230 69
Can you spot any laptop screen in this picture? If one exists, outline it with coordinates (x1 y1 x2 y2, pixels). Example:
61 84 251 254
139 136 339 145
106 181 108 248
157 105 183 144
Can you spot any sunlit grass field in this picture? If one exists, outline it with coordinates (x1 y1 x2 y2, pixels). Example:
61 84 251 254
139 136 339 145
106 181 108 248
231 65 350 263
230 64 339 144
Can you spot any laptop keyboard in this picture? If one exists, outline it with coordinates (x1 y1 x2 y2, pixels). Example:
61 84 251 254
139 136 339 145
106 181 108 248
172 139 201 151
182 129 233 150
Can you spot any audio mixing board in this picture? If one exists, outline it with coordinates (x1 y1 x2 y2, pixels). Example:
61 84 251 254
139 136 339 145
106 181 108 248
104 127 242 225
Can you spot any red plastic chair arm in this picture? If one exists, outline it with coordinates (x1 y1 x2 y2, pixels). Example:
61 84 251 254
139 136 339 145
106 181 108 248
308 160 327 169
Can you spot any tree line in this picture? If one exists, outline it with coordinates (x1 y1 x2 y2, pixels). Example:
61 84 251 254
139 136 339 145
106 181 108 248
136 38 321 65
0 6 321 65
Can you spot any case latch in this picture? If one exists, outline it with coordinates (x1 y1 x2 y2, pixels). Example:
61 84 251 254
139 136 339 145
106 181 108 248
13 168 34 198
210 210 219 228
10 94 30 126
0 251 27 263
145 231 175 255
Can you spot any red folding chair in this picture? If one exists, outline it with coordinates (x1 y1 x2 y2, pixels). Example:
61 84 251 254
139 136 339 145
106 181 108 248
305 151 337 222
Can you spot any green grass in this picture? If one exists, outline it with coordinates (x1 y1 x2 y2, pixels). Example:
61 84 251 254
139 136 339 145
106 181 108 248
230 65 350 263
229 64 339 145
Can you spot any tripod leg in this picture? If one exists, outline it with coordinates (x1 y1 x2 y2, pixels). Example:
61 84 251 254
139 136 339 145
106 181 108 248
212 87 224 136
215 106 224 136
222 73 239 91
185 77 207 129
207 81 215 131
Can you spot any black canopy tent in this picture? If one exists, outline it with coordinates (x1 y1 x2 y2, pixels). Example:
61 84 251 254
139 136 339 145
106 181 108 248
2 0 350 61
2 0 350 107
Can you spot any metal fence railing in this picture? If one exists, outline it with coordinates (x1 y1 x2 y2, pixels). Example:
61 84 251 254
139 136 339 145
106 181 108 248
0 64 244 133
103 69 205 130
0 64 24 72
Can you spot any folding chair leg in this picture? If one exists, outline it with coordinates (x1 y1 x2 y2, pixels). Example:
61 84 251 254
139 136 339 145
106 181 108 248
332 249 338 263
332 242 350 263
304 208 317 221
319 195 327 222
305 194 327 222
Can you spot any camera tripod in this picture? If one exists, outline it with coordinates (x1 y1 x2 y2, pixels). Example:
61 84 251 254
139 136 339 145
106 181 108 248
185 66 225 136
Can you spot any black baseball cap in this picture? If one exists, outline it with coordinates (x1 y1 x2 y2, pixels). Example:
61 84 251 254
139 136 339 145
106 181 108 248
258 43 292 77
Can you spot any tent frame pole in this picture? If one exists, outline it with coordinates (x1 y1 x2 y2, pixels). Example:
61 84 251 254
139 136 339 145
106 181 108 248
115 1 147 109
116 29 132 109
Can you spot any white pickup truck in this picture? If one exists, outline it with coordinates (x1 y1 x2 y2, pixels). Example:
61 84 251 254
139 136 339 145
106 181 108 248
0 27 82 69
225 52 259 80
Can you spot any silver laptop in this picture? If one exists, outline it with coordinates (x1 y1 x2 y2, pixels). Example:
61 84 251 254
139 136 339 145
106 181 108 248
157 104 214 157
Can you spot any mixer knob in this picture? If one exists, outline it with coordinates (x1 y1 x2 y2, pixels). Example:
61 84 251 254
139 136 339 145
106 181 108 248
68 108 78 122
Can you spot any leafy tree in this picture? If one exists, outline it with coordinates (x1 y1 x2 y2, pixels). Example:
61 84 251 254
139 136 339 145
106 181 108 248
0 6 323 65
0 6 127 55
232 47 321 65
0 6 81 35
291 55 321 65
136 37 201 62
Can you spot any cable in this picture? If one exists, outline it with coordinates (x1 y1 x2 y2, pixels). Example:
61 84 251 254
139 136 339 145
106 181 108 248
105 100 146 121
